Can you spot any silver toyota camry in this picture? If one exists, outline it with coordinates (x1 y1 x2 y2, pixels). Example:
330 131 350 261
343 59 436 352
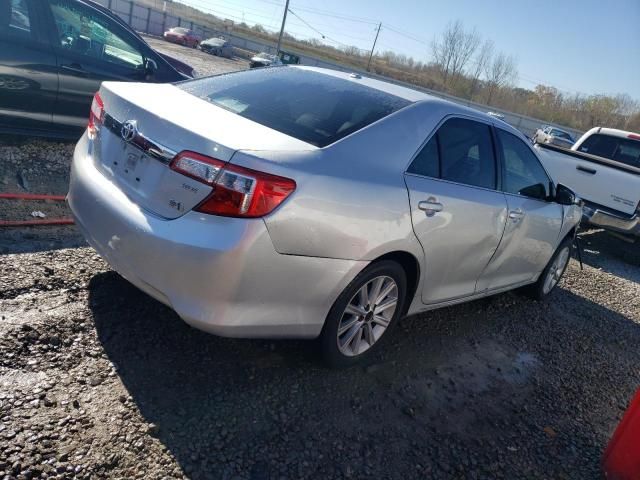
68 66 582 366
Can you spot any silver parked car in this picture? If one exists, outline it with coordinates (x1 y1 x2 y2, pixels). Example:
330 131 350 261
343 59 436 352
199 37 234 58
533 126 576 148
68 67 582 366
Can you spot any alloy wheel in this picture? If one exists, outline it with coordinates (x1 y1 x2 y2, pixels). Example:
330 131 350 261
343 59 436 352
336 275 398 357
543 246 570 294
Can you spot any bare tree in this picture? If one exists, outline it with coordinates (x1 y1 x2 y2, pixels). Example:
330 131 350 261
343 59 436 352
484 52 517 104
469 39 493 99
431 20 480 89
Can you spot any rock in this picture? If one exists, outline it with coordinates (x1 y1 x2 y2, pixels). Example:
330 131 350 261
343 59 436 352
147 423 159 436
87 376 102 387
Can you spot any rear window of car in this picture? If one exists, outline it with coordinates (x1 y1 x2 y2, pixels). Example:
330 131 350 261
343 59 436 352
178 67 412 147
578 134 640 168
550 129 572 141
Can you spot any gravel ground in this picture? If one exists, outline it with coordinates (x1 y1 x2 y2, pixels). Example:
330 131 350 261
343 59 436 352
0 136 85 254
141 35 250 77
0 232 639 479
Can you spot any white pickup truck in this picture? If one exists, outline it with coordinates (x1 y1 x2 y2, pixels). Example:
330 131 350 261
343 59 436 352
535 127 640 238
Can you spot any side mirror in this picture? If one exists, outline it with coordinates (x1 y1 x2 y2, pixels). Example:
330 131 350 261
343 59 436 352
555 183 578 206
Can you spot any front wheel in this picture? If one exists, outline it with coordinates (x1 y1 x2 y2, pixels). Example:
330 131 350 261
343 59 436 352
524 237 572 300
320 260 407 368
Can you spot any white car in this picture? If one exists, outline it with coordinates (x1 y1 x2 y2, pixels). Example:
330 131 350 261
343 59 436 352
533 126 575 149
536 127 640 238
249 52 282 68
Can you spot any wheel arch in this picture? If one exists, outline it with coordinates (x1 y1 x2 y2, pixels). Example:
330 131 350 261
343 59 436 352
370 250 420 315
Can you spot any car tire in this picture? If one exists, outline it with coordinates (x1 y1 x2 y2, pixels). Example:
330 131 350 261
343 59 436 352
524 236 573 300
320 260 407 368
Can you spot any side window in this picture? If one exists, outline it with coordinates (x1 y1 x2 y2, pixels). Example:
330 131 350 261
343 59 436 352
0 0 32 38
438 118 496 189
497 129 551 200
407 135 439 178
49 0 144 69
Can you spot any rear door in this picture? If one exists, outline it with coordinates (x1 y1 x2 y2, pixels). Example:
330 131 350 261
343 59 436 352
42 0 149 130
0 0 58 131
477 128 562 291
404 116 508 304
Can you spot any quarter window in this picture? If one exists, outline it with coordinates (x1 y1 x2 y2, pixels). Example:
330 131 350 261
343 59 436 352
49 0 144 69
407 135 438 178
497 129 551 200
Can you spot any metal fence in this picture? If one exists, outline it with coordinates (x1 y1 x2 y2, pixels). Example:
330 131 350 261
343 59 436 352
95 0 583 139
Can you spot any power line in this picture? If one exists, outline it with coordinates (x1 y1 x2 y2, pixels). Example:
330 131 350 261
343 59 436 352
286 8 368 51
383 24 431 46
178 1 590 95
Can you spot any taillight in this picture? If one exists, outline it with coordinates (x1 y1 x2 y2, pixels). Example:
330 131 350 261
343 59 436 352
87 92 104 139
628 133 640 141
170 151 296 218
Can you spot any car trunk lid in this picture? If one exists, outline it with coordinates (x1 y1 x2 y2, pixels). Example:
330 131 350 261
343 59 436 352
92 82 314 219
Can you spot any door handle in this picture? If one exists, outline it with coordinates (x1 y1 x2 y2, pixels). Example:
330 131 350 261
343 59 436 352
418 197 443 217
508 208 525 220
576 165 597 175
61 63 88 77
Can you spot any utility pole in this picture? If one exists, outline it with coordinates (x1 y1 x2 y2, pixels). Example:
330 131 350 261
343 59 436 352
275 0 290 56
367 22 381 72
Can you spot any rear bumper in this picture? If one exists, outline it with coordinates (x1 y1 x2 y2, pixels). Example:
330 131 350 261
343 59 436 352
68 134 366 338
582 203 640 236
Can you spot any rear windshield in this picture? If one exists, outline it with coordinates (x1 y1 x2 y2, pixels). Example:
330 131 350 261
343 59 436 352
551 129 572 141
178 67 412 147
577 134 640 168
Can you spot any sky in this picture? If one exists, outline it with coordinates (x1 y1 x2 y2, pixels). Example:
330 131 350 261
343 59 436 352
177 0 640 100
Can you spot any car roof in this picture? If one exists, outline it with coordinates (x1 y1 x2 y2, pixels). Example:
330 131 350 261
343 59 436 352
293 66 528 139
589 127 640 139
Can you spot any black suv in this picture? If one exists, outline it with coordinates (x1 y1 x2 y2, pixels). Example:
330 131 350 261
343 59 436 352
0 0 193 138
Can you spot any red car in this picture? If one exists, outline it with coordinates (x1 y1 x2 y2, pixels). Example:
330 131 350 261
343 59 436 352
163 27 200 48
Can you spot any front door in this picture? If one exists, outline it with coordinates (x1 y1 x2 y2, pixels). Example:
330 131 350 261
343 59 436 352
0 0 58 131
477 128 563 291
404 116 508 304
43 0 148 130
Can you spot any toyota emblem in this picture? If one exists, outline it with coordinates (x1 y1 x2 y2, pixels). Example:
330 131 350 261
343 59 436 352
121 120 138 142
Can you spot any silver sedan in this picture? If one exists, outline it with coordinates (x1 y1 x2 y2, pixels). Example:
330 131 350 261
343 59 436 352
68 66 582 366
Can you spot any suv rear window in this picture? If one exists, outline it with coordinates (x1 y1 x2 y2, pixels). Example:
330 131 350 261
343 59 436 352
178 68 412 147
578 134 640 168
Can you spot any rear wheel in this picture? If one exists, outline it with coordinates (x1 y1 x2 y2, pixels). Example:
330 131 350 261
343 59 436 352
524 237 572 300
320 260 407 368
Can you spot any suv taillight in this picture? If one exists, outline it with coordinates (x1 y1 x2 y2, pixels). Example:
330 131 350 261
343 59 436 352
87 92 104 139
170 151 296 218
